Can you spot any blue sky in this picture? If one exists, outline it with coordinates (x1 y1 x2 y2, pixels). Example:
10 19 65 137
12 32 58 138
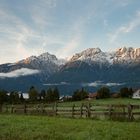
0 0 140 63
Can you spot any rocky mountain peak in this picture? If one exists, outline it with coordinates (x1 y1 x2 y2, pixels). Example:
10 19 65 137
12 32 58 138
70 48 102 61
69 47 140 65
82 48 102 55
17 56 37 64
38 52 58 62
134 48 140 58
115 47 140 60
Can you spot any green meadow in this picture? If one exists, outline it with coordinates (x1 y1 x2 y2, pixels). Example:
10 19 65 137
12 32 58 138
0 114 140 140
0 98 140 140
59 98 140 106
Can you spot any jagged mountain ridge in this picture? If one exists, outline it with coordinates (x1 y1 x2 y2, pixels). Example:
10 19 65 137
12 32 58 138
46 47 140 94
0 47 140 73
0 47 140 93
69 47 140 65
0 52 66 77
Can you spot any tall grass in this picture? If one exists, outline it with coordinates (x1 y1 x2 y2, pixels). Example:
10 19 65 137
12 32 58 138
0 114 140 140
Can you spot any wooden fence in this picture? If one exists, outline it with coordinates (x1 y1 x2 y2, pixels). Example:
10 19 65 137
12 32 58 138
0 103 140 121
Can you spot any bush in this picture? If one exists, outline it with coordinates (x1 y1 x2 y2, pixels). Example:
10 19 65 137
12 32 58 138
45 87 60 102
9 91 20 104
0 90 8 104
29 86 38 102
97 87 110 99
119 87 133 98
72 88 88 101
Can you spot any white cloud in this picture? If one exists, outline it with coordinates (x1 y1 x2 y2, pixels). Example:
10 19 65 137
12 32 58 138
83 81 124 87
103 19 108 26
55 12 95 58
0 68 40 78
0 0 139 64
109 0 132 8
0 2 68 63
82 81 102 87
109 11 140 43
56 36 81 58
0 13 48 63
0 0 99 63
105 83 124 86
43 82 70 86
39 0 57 8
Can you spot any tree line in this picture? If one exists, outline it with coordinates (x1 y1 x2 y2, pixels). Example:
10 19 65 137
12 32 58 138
71 87 134 101
0 86 134 104
0 86 60 104
96 87 133 99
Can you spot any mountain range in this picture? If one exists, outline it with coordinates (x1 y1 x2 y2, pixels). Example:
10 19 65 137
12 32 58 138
0 47 140 95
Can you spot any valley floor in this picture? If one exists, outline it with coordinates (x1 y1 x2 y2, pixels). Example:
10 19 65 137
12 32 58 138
0 114 140 140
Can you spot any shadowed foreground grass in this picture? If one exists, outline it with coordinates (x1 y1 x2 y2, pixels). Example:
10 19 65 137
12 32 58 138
0 114 140 140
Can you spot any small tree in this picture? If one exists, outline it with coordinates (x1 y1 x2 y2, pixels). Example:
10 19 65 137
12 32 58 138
0 90 7 104
19 93 25 103
72 88 88 101
128 88 133 98
97 87 110 99
9 91 20 104
45 88 53 102
40 89 46 101
45 87 60 102
119 87 133 98
28 86 38 103
72 89 80 101
53 87 60 101
80 88 88 100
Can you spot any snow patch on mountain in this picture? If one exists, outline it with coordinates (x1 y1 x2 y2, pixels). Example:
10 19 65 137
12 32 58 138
70 48 115 64
38 52 66 65
7 63 16 67
38 52 57 62
18 52 66 66
0 68 40 78
69 47 140 65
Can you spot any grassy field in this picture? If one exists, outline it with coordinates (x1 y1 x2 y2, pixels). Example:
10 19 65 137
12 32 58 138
0 114 140 140
59 98 140 106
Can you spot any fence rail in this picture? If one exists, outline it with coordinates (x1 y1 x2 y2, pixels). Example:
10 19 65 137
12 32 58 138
0 103 140 121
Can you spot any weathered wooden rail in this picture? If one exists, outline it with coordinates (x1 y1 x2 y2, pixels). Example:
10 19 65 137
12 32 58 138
0 103 140 121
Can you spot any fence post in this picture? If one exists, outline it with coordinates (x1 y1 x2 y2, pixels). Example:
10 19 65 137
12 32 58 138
6 104 8 113
24 104 27 114
0 104 2 113
128 104 131 121
41 103 45 114
11 104 14 114
37 104 40 113
72 104 75 118
109 105 112 119
123 106 126 118
128 104 133 121
80 103 83 118
54 102 58 116
87 103 91 118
